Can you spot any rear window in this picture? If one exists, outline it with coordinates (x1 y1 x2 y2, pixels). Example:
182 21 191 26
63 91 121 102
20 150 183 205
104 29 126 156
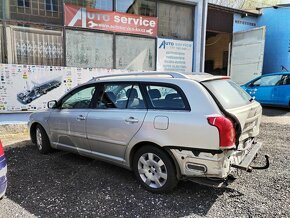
202 79 252 109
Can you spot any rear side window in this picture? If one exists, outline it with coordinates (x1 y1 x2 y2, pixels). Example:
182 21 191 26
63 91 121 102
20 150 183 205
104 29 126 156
145 85 187 110
203 79 251 109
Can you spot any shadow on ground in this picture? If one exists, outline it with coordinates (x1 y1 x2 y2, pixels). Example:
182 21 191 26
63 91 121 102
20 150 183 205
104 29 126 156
262 106 290 116
3 142 235 217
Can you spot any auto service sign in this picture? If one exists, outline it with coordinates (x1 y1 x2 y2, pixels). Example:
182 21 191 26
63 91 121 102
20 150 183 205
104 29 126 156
157 38 193 72
64 4 158 37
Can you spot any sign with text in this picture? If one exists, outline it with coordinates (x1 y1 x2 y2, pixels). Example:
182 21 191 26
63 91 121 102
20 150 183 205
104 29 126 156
157 38 193 72
64 4 158 37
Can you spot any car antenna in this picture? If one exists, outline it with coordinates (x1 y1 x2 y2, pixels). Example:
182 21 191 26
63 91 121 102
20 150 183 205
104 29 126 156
281 65 289 72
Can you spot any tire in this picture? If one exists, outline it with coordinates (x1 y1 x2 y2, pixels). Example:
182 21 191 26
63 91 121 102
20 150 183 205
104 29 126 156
35 125 52 154
133 145 178 193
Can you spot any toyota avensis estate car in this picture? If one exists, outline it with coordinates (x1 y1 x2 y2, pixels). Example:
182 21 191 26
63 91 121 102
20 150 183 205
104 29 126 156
29 72 269 192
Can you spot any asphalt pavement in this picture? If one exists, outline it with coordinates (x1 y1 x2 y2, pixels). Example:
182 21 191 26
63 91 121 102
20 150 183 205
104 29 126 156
0 107 289 218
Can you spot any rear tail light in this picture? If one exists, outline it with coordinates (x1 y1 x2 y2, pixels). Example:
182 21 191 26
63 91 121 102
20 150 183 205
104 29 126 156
207 116 236 149
0 140 4 156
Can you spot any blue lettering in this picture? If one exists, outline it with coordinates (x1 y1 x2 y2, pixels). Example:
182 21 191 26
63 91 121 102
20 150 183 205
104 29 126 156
159 40 174 49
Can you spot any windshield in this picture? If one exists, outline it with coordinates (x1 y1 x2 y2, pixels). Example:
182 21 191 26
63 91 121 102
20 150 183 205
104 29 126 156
202 79 252 109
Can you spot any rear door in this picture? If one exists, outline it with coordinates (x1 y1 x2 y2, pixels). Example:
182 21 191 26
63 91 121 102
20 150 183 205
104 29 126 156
86 83 147 161
229 27 266 85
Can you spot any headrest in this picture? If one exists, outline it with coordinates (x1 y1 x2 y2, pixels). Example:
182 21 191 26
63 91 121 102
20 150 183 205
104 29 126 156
126 88 138 98
148 89 161 99
165 93 180 101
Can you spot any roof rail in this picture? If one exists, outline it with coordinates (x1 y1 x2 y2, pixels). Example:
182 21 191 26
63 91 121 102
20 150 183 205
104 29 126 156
91 72 188 81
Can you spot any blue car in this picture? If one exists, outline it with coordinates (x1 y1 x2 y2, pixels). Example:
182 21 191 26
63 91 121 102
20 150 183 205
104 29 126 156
241 72 290 107
0 140 7 200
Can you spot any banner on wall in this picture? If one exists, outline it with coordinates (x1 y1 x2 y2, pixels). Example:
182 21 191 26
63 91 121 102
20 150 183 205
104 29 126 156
157 38 193 72
0 64 126 112
64 4 158 37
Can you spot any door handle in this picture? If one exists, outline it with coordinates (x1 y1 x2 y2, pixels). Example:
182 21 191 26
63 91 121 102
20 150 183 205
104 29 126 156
76 115 86 121
125 117 139 124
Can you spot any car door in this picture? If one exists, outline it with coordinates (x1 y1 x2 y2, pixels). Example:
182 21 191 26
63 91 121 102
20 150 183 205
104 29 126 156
86 83 147 162
272 74 290 106
246 74 283 104
48 84 96 154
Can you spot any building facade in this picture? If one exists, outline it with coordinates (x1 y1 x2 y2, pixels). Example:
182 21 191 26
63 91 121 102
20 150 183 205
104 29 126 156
0 0 208 72
257 7 290 74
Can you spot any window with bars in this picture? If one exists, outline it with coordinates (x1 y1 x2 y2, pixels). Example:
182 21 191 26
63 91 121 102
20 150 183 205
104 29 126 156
18 0 30 7
45 0 58 12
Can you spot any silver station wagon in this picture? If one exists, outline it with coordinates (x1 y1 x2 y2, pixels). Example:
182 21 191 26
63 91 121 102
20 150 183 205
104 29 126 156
29 72 269 192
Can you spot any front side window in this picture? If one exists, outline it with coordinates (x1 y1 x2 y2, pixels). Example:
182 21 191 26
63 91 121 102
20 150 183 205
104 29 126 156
18 0 30 7
96 83 145 109
61 86 96 109
116 0 156 16
145 85 187 110
46 0 58 11
252 75 283 87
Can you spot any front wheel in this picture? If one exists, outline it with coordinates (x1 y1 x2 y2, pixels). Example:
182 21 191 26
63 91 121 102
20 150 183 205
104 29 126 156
35 125 52 154
133 145 178 193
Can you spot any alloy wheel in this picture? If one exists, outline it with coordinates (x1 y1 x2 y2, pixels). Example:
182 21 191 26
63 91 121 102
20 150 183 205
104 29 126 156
36 128 43 151
137 152 168 189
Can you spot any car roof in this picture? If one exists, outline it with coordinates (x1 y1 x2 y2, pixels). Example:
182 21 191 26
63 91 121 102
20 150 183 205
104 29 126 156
87 72 229 84
262 72 290 76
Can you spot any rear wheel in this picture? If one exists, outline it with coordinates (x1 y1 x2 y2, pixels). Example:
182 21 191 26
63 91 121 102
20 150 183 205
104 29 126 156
133 145 178 193
35 125 52 154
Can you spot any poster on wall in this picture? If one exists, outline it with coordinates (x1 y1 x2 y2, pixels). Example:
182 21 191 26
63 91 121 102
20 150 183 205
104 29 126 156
0 64 126 113
157 38 193 72
0 65 65 112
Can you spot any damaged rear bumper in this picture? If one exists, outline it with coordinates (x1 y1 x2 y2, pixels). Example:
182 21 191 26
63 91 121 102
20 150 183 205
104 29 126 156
231 142 269 172
169 141 269 186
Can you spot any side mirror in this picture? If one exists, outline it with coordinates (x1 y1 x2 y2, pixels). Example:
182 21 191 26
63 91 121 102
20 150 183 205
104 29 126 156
47 100 57 109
